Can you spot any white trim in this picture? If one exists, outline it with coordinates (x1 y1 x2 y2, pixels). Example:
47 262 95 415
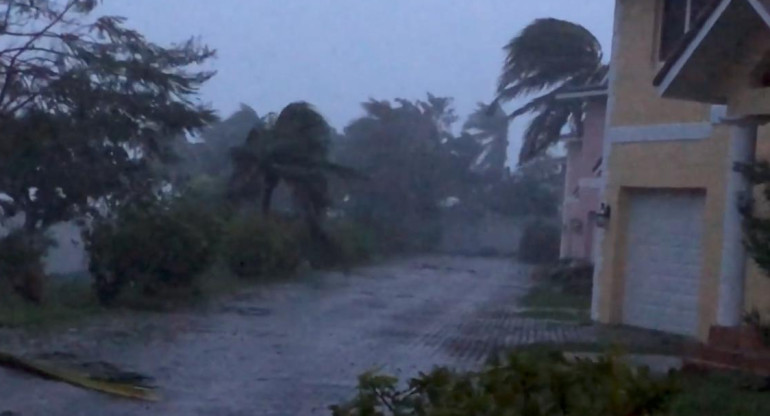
592 0 623 322
747 0 770 27
608 122 713 143
717 119 758 325
579 178 602 189
657 0 734 96
555 89 609 101
710 105 728 123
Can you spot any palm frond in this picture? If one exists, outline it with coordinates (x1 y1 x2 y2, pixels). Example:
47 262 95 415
498 18 603 101
518 101 582 164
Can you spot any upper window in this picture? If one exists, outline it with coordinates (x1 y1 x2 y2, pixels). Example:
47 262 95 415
658 0 712 61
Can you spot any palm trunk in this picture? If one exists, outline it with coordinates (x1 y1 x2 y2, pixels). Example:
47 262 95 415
261 178 278 215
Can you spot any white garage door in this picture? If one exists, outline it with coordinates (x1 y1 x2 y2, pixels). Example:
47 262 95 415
623 189 704 336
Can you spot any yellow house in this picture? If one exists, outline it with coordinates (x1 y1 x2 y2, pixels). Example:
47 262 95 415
594 0 770 339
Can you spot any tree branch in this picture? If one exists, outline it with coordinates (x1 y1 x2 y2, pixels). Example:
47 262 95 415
0 0 75 110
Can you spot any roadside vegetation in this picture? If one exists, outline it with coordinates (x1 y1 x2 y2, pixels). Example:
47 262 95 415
3 3 767 413
331 350 770 416
0 2 562 327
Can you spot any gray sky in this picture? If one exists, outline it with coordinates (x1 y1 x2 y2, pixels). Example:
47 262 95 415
102 1 614 160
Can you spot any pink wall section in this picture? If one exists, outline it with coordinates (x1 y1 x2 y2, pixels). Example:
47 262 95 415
560 98 606 262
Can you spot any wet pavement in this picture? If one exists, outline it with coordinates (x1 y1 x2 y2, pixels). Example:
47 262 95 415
0 256 620 415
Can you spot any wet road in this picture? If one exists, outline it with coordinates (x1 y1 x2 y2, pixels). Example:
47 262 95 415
1 256 599 415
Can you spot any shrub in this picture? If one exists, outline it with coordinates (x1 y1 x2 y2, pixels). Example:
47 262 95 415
223 214 302 279
517 220 560 264
331 351 680 416
533 258 594 295
744 309 770 347
0 231 53 303
84 199 221 305
324 220 379 266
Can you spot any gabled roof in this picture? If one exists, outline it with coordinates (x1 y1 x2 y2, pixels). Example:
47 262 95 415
654 0 770 99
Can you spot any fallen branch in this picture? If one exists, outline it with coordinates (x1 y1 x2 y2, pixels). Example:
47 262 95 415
0 351 160 401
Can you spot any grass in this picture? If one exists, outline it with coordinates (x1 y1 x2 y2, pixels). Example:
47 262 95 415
673 371 770 416
0 264 259 327
0 276 101 329
519 283 591 311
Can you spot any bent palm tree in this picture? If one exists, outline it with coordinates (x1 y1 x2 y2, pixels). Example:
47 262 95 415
497 18 607 164
463 102 509 179
228 102 361 223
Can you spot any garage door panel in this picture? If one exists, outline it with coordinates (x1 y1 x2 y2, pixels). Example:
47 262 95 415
622 190 704 336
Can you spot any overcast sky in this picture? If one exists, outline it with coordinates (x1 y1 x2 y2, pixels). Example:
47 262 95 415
102 1 614 160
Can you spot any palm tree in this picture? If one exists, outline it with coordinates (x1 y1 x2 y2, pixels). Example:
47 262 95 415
497 18 607 164
228 102 360 222
463 102 509 178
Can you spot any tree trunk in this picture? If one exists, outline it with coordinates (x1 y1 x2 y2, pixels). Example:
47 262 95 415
261 177 278 215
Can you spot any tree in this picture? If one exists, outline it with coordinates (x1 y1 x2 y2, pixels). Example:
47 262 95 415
462 101 510 180
336 96 462 251
0 0 217 232
740 161 770 278
175 104 261 181
497 18 606 164
228 102 359 229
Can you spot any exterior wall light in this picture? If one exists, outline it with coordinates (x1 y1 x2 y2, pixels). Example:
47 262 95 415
595 203 611 228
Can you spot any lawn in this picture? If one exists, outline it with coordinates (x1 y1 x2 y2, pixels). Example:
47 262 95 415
516 277 592 324
519 282 592 310
673 371 770 416
0 275 100 328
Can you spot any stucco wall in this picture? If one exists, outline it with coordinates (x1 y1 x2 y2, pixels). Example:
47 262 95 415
561 99 606 261
597 129 730 339
610 0 709 127
596 0 770 340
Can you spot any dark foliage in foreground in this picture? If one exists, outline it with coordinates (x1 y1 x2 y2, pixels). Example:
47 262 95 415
331 351 680 416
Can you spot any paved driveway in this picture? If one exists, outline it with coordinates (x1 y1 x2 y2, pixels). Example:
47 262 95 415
1 256 601 415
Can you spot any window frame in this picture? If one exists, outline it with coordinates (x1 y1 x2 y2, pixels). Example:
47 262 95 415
655 0 709 63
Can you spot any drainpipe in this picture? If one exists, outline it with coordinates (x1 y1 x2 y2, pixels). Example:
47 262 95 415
717 117 758 326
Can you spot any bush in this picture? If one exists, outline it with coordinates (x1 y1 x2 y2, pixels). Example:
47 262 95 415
325 220 379 266
84 199 222 305
532 258 594 295
223 214 302 279
517 220 560 264
331 351 680 416
0 231 53 303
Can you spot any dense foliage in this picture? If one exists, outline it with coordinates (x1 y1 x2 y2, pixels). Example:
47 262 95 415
518 219 561 264
497 18 607 164
0 0 217 232
223 214 302 279
331 351 680 416
739 161 770 279
0 230 52 303
84 198 221 304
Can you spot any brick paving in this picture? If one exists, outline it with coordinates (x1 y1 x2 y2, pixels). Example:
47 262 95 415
0 256 674 416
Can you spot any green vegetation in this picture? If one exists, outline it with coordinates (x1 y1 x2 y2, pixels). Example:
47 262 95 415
84 197 222 305
331 350 680 416
520 283 591 311
497 18 607 164
0 277 98 328
673 371 770 416
516 220 561 264
223 214 302 279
